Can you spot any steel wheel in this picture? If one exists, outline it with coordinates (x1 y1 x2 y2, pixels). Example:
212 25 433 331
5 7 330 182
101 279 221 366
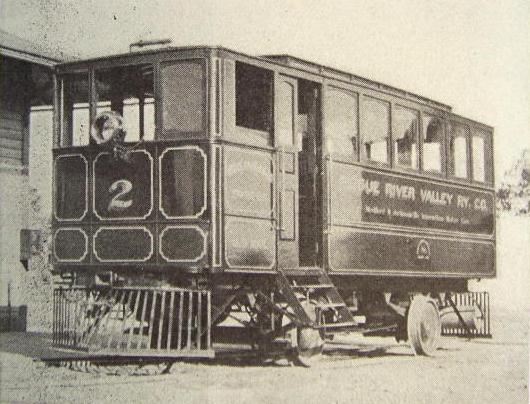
407 295 441 356
292 299 324 367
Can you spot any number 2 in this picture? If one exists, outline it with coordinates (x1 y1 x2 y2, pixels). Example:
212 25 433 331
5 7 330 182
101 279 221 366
108 179 133 212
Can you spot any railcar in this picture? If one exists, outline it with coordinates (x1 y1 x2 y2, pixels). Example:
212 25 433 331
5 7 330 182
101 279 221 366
51 44 495 367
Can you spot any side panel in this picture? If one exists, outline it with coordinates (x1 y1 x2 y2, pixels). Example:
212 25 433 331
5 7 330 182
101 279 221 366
222 145 276 270
327 162 495 277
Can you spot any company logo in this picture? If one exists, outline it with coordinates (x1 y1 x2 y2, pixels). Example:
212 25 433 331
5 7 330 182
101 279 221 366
416 239 431 261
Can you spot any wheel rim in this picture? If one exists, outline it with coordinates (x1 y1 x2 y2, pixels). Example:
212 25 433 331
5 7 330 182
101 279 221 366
407 295 441 356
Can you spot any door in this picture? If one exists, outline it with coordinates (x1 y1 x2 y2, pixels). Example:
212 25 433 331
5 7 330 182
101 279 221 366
276 75 299 269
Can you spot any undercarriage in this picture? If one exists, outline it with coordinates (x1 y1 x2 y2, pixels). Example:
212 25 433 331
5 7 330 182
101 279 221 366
49 269 491 370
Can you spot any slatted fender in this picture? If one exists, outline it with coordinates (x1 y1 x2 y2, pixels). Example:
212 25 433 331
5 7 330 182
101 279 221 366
52 286 214 358
440 292 491 338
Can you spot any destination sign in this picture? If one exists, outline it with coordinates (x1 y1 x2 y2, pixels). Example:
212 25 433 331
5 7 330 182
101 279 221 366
360 170 494 234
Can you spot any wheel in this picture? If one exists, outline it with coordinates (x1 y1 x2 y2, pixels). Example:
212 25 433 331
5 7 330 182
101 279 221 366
292 299 325 367
407 295 441 356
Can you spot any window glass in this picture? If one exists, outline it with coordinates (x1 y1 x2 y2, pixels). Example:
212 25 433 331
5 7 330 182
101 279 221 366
449 122 469 179
361 96 390 164
60 73 89 146
325 87 358 158
393 105 419 169
472 128 492 183
96 65 154 142
160 61 204 137
422 114 444 173
235 62 273 135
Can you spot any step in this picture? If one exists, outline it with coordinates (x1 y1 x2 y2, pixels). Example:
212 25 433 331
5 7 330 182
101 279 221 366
290 284 334 289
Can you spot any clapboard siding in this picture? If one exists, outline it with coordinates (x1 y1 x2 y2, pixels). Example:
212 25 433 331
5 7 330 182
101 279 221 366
0 117 23 131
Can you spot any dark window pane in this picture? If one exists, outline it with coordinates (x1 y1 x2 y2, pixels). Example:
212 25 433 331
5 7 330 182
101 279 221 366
449 122 469 179
361 96 390 164
325 87 358 158
95 65 154 142
393 105 419 169
235 62 273 135
160 61 204 136
422 114 444 173
160 148 206 218
60 73 89 146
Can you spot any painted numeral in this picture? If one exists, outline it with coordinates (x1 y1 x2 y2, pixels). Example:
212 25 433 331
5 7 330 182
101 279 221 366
108 179 133 211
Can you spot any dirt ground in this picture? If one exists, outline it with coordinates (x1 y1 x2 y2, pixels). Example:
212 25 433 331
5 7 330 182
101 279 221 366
0 308 528 404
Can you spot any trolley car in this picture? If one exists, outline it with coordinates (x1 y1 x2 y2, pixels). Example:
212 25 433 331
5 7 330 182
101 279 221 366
51 45 495 367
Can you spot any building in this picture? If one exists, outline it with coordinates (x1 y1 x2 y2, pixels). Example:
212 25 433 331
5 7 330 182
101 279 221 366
0 29 67 331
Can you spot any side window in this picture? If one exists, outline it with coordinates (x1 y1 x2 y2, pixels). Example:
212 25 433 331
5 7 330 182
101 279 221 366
235 62 273 143
422 114 444 173
448 122 470 179
60 72 89 146
160 61 205 139
393 105 419 169
472 128 493 183
361 96 390 164
325 87 358 159
95 64 155 142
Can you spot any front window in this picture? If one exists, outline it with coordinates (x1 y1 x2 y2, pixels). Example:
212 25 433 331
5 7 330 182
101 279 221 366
95 64 154 142
60 72 89 146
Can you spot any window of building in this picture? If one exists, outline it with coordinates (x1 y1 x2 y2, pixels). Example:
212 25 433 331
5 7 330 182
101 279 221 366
325 87 358 159
96 64 154 142
235 62 273 135
448 122 469 179
160 61 204 138
60 72 89 146
422 114 444 173
361 96 390 164
393 105 419 169
472 128 493 183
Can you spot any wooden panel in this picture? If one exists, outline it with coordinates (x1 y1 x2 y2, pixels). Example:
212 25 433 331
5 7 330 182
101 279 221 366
329 228 495 277
0 127 24 140
0 117 23 131
330 162 494 235
0 138 23 150
0 147 22 160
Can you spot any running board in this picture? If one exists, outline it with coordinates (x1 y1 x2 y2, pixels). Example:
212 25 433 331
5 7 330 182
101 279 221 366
276 269 357 331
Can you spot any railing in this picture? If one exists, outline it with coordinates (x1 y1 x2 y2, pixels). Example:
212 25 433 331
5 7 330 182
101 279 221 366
53 286 213 358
